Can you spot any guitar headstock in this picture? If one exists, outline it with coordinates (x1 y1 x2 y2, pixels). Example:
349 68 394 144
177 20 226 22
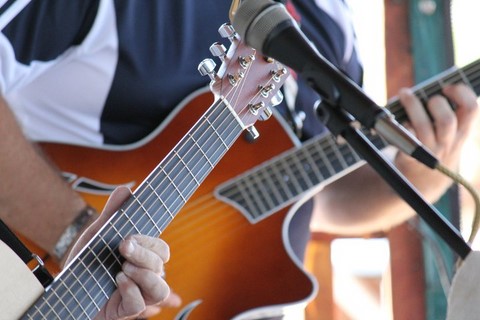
198 23 289 137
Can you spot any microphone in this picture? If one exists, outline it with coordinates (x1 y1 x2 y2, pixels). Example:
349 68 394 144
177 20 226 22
232 0 438 169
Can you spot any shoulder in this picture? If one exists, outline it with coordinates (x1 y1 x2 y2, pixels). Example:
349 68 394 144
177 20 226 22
2 0 101 64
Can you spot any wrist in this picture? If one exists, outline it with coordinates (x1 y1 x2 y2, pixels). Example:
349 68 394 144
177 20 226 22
53 205 98 263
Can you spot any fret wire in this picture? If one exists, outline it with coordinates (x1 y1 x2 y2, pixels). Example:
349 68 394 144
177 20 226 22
137 183 163 233
132 106 240 224
297 147 320 184
108 220 128 241
70 273 100 317
286 152 314 190
204 116 229 150
327 137 350 172
123 209 158 239
266 166 288 204
64 272 92 319
222 128 368 222
301 138 325 183
317 139 336 174
39 257 100 320
237 178 261 218
130 101 230 215
218 134 327 209
38 296 60 319
313 138 336 178
340 141 363 165
304 139 329 182
103 115 241 254
188 132 215 168
73 256 117 318
59 240 119 317
256 166 283 208
173 149 202 186
329 138 349 172
159 166 189 204
129 85 249 225
458 68 474 89
31 305 44 320
246 172 270 215
77 257 108 310
388 61 480 118
458 63 480 89
49 264 99 319
30 297 50 319
280 157 304 195
283 155 304 190
119 206 143 233
96 232 123 269
271 159 295 200
51 287 79 319
145 180 174 220
30 291 55 318
25 94 251 318
138 121 244 229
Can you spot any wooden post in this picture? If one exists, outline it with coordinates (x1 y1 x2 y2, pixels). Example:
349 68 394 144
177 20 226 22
384 0 426 319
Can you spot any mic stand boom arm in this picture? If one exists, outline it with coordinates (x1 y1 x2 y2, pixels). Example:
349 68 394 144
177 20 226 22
315 100 471 260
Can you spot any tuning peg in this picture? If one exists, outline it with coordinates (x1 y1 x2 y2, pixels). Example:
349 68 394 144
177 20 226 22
218 23 236 40
259 83 275 98
245 126 260 140
198 58 217 81
271 67 288 82
228 71 245 87
249 101 265 115
259 106 273 121
270 91 284 107
239 54 255 69
210 42 227 59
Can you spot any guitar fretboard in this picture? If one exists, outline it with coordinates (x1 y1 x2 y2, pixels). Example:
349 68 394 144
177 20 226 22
21 99 244 319
216 58 480 222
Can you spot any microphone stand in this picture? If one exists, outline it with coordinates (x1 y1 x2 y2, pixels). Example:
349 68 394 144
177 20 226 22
315 100 471 260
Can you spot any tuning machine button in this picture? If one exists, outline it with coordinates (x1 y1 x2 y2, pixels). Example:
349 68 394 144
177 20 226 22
198 58 217 81
259 107 273 121
218 23 237 40
245 126 260 140
210 42 227 60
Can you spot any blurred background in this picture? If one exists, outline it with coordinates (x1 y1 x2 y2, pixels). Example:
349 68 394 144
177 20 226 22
304 1 480 319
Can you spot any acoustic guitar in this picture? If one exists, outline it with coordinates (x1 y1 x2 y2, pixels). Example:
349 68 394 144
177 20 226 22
34 58 480 320
2 23 289 319
8 29 480 319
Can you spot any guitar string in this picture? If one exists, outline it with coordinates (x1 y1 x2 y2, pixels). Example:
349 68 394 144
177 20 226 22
27 47 284 318
156 144 364 295
38 93 245 318
27 92 244 318
25 63 244 318
120 62 480 272
79 60 480 318
387 61 480 119
117 62 480 300
148 137 363 271
162 62 480 267
29 58 480 318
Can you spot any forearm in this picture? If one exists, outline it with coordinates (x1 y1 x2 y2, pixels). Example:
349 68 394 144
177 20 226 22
311 156 454 236
311 84 478 236
0 96 91 259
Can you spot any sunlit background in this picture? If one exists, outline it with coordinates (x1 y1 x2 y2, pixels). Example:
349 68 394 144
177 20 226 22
318 1 480 319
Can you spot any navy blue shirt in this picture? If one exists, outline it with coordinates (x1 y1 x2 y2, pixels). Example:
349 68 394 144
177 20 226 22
0 0 363 260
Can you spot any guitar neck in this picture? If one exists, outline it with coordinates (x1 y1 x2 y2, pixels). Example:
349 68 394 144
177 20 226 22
21 22 289 318
216 58 480 223
387 59 480 122
21 99 245 319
